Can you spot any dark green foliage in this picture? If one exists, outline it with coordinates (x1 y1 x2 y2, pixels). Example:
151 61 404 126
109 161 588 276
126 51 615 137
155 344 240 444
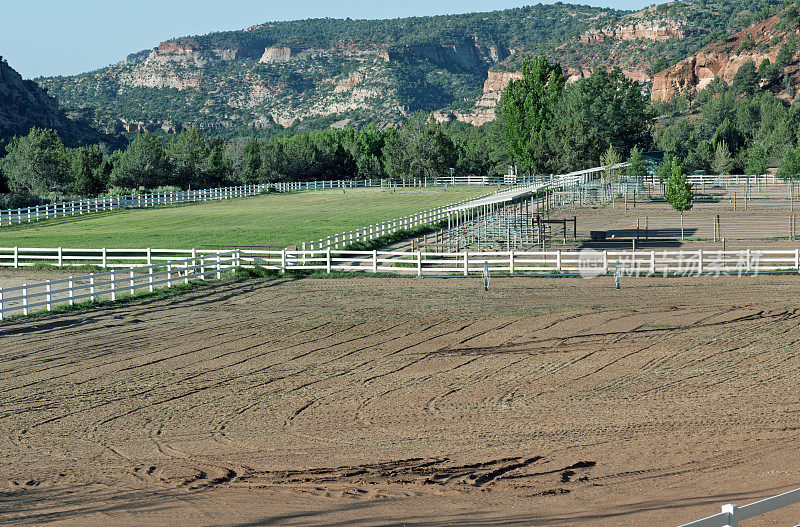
731 60 759 95
745 143 769 174
499 57 565 175
382 113 456 179
1 127 70 196
626 146 647 180
739 34 757 52
110 132 171 189
71 144 106 195
777 144 800 179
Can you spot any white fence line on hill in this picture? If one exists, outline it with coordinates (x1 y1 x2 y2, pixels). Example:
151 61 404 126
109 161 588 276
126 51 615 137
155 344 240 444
0 250 239 321
2 247 798 276
0 178 467 228
678 486 800 526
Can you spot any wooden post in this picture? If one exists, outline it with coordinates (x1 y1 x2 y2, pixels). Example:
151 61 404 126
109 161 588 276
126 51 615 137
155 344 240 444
46 280 51 311
130 269 135 296
326 248 331 274
22 284 27 316
463 251 469 276
372 250 378 273
417 251 422 277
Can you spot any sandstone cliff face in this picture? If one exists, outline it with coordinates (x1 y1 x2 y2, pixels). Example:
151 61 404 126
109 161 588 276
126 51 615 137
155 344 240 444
652 14 796 102
581 21 685 43
0 57 98 145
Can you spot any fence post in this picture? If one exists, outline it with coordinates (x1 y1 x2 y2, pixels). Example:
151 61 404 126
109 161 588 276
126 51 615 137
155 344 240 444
721 504 738 527
110 272 116 301
417 251 422 277
216 253 221 280
68 277 74 306
147 247 152 266
603 251 609 274
184 259 189 284
130 269 135 296
102 247 107 269
281 249 287 273
796 248 799 270
58 247 63 268
149 265 154 292
167 264 172 288
22 284 27 316
509 250 515 273
90 274 95 302
373 250 378 273
557 249 562 272
0 288 3 321
464 251 469 276
13 246 18 269
698 249 704 275
46 280 52 311
650 250 656 275
326 248 331 274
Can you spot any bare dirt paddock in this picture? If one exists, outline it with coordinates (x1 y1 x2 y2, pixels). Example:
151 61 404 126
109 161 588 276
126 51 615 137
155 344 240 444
2 275 800 526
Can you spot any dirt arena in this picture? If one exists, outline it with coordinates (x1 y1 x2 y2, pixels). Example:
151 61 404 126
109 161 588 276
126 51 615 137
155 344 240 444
2 274 800 526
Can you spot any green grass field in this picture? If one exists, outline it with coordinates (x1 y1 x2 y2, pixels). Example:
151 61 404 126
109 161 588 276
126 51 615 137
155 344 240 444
0 188 491 249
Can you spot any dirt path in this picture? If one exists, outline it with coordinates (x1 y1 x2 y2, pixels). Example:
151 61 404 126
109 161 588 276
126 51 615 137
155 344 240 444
2 275 800 525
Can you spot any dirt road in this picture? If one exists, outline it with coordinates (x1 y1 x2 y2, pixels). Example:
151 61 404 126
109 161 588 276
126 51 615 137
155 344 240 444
2 275 800 525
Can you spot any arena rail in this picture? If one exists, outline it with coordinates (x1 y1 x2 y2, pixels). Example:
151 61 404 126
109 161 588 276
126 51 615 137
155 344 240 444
677 486 800 526
0 251 240 321
2 248 799 275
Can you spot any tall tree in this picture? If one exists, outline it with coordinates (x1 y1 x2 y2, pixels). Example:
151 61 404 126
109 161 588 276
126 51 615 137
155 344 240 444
498 56 565 176
711 140 732 175
382 112 456 180
109 132 170 189
665 157 693 240
70 144 106 195
626 146 647 181
1 127 70 196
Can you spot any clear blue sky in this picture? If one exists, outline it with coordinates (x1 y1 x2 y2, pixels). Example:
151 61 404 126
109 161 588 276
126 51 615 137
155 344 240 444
0 0 659 79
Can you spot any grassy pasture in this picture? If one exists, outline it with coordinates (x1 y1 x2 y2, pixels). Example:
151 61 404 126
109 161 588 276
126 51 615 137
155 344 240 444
0 187 490 250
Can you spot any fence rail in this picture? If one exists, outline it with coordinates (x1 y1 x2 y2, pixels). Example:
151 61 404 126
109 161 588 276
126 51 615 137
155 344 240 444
5 247 793 276
0 178 479 228
679 486 800 526
0 251 239 321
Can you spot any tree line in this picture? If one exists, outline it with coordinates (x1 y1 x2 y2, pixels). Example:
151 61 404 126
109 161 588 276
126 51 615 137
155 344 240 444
4 52 800 209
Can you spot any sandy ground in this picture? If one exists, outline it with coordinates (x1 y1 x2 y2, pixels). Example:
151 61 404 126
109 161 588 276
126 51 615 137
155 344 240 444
2 275 800 526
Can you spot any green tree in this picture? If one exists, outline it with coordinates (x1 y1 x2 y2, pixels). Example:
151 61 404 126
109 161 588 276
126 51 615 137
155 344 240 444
498 56 565 176
655 153 674 183
383 112 456 180
70 144 106 195
711 140 732 175
601 145 621 182
665 157 693 240
110 132 170 189
731 60 759 96
626 146 647 181
167 128 209 188
777 145 800 180
1 127 70 196
745 144 769 175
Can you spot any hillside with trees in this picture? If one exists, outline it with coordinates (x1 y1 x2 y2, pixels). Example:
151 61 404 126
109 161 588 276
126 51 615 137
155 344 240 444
36 0 786 137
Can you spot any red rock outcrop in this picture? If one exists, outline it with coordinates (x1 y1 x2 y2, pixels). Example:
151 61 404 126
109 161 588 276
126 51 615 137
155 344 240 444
652 14 794 102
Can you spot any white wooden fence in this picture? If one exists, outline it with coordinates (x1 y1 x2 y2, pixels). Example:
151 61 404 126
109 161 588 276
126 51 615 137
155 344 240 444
297 186 520 251
2 247 798 276
239 248 800 276
0 251 239 321
678 486 800 526
0 178 464 227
